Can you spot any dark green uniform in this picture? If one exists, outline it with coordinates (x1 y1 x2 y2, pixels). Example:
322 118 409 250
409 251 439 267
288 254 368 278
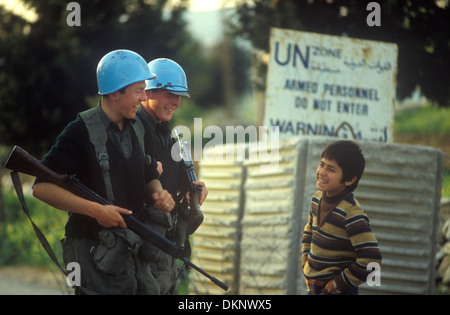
137 105 191 294
39 103 161 294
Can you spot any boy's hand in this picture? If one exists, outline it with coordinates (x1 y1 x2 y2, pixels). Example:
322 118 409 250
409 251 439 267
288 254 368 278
324 280 339 295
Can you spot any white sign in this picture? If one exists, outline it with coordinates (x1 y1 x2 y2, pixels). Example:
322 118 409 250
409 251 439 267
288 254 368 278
264 28 398 143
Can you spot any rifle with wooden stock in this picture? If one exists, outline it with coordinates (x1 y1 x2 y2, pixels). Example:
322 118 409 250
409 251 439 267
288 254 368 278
4 145 228 291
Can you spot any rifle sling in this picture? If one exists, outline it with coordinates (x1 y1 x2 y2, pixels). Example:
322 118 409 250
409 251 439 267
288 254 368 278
9 171 97 295
79 108 115 204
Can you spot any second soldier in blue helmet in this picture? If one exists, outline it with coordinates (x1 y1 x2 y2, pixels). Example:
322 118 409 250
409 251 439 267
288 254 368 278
138 58 208 294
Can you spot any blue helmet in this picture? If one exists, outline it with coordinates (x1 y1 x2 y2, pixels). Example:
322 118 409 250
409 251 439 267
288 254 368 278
145 58 190 97
97 49 156 95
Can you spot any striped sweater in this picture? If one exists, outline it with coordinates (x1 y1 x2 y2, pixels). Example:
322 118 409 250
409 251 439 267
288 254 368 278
302 191 382 292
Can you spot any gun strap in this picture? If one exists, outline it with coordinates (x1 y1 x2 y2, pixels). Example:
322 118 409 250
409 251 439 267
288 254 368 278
9 171 97 295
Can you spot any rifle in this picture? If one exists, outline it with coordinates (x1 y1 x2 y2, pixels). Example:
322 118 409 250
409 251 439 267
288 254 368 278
4 145 228 291
174 129 204 235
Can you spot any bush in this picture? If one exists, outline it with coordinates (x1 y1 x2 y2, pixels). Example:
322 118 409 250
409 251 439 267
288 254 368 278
443 170 450 199
395 104 450 135
0 190 66 266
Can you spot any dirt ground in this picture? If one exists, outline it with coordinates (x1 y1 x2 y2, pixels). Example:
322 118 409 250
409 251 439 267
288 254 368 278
0 265 72 295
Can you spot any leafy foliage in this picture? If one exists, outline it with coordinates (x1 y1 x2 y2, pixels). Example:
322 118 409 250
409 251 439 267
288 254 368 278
0 0 191 156
230 0 450 107
0 0 253 156
395 104 450 135
0 188 66 266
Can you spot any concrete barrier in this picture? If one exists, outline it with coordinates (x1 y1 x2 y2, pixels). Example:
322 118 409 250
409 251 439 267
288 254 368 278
189 136 444 295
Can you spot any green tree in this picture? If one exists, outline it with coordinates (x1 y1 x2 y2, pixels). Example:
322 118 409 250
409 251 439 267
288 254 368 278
231 0 449 107
0 0 190 156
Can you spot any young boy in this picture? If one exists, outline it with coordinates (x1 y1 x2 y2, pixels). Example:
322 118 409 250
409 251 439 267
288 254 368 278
301 140 382 295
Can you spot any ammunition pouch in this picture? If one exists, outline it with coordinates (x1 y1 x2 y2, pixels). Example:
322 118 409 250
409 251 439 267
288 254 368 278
93 228 143 276
137 205 173 263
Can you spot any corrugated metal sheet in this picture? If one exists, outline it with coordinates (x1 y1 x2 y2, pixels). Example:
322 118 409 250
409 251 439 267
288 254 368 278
190 137 443 295
239 138 307 294
189 144 246 295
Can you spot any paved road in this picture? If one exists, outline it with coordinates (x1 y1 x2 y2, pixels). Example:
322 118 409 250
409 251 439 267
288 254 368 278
0 276 70 295
0 266 72 295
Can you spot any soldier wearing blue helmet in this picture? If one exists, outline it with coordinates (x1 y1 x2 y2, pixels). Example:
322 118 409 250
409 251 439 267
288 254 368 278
138 58 208 294
144 58 190 97
97 49 157 95
33 50 175 295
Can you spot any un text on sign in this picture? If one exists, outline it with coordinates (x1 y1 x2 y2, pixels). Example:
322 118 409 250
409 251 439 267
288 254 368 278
264 28 398 143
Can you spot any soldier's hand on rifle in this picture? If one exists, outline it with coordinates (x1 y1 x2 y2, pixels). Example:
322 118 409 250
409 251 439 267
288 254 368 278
94 204 132 229
185 181 208 206
33 182 132 229
145 179 174 212
152 190 175 212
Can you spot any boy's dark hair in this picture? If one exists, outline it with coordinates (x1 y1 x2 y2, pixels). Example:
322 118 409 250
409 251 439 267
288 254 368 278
321 140 365 192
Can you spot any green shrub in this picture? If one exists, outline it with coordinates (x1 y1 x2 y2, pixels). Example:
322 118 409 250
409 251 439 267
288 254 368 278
443 169 450 198
0 190 66 266
395 104 450 135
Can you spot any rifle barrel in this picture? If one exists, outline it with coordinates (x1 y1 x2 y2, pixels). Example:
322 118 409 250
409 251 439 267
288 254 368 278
183 258 229 291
